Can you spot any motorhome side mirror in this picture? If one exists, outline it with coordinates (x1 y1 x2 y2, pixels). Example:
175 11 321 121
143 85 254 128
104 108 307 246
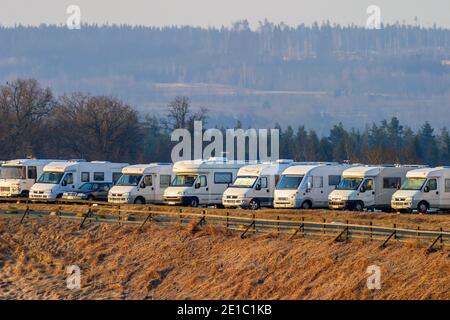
397 185 401 190
255 184 261 191
140 182 146 189
423 186 430 193
195 182 201 189
360 186 366 193
61 180 67 187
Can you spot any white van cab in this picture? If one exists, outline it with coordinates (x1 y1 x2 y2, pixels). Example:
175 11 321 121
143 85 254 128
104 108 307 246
108 163 173 204
0 159 64 198
274 163 349 209
222 160 295 210
391 166 450 213
164 157 248 207
30 160 128 200
328 165 425 211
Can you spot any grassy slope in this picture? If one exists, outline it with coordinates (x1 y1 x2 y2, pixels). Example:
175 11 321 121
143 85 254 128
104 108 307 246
0 217 448 300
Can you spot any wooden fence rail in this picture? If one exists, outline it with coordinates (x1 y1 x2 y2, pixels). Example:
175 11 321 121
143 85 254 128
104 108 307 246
0 201 449 251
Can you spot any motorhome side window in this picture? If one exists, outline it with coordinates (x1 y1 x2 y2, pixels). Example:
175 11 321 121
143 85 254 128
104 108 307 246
445 179 450 192
143 175 153 186
81 172 90 182
214 172 233 184
94 172 105 181
160 175 171 187
313 176 323 188
383 177 401 189
64 173 73 185
199 175 207 187
362 179 373 190
426 179 437 190
27 166 37 180
328 175 341 186
260 177 268 189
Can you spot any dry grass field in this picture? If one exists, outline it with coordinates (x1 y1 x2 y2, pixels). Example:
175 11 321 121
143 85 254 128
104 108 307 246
0 215 448 300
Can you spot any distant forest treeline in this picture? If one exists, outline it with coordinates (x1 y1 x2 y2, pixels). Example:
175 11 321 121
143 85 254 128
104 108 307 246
0 23 449 95
1 79 449 166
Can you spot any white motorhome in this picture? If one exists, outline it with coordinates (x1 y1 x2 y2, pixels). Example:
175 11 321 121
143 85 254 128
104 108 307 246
108 163 173 204
274 163 350 209
222 160 295 210
328 165 425 211
164 157 249 207
29 161 128 200
391 167 450 213
0 159 64 197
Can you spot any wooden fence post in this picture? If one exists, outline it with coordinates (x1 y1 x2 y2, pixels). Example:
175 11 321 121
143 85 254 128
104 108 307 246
226 212 229 231
277 215 280 236
252 213 256 234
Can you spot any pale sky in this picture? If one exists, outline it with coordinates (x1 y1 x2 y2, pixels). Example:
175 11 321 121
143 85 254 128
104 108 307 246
0 0 449 29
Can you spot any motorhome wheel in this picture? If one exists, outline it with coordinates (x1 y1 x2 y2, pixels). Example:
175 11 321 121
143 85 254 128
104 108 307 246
248 199 260 210
417 201 429 214
301 200 312 210
354 201 364 212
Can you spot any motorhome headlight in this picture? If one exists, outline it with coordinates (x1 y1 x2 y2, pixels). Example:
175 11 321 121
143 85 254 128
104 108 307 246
178 191 189 196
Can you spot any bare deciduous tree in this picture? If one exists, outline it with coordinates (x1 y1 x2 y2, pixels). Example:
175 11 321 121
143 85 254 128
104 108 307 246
166 96 208 130
51 93 140 162
0 79 54 157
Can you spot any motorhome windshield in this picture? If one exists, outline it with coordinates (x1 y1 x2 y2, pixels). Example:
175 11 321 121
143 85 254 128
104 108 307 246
276 175 303 190
172 175 197 187
336 178 363 190
401 178 426 191
116 174 142 187
38 172 64 184
231 176 257 188
0 166 26 179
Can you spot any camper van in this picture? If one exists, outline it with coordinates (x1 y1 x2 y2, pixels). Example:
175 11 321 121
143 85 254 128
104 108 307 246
274 163 349 209
222 160 295 210
391 167 450 213
0 159 64 197
108 163 173 204
164 157 248 207
328 165 425 211
29 161 128 200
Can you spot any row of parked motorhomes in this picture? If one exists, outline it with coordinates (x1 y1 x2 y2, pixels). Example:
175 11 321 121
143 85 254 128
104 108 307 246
1 158 450 213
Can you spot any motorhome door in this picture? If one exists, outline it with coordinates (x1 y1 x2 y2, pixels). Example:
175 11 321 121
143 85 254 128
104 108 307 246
195 175 210 204
359 178 375 207
254 176 271 206
141 175 156 202
423 178 439 208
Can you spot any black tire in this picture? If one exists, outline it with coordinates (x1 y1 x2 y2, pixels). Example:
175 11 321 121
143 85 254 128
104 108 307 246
248 199 260 210
20 190 29 198
134 197 145 205
354 201 364 212
56 194 63 199
417 201 429 214
301 200 312 210
87 195 95 201
189 197 199 207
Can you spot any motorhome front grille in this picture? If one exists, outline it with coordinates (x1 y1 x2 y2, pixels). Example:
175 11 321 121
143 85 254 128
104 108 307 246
277 197 288 201
225 195 238 199
394 197 406 202
0 187 10 192
31 194 50 199
223 200 242 204
329 200 345 206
